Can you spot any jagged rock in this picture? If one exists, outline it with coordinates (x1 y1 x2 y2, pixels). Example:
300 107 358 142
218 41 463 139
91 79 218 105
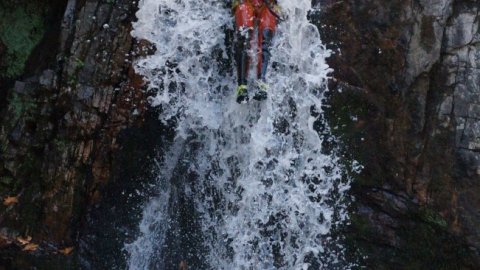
39 70 57 89
13 81 36 95
0 1 147 266
319 0 480 268
76 85 94 101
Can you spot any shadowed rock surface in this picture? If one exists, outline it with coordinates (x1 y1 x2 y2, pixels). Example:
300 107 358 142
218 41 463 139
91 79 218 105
317 0 480 268
0 0 151 268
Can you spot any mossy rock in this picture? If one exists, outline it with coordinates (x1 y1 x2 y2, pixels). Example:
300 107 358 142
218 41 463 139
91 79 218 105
0 176 13 185
0 3 46 79
8 92 38 122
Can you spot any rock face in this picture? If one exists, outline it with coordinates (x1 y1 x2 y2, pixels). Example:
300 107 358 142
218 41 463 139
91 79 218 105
0 0 150 266
318 0 480 268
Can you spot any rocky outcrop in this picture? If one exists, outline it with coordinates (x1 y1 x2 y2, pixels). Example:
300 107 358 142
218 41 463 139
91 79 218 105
318 0 480 268
0 0 151 266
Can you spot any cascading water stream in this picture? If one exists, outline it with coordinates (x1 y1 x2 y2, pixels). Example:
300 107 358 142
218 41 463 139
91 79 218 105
125 0 355 269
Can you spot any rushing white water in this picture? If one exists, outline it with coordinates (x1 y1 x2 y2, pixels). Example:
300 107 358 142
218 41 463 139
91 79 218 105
126 0 353 269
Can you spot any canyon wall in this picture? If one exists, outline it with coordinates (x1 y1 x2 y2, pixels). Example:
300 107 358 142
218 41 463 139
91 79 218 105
0 0 149 267
318 0 479 268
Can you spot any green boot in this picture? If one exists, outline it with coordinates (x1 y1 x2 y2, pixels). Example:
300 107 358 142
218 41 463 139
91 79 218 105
236 84 249 103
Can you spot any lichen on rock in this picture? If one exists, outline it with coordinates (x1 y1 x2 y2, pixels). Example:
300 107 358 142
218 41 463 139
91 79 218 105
0 3 46 79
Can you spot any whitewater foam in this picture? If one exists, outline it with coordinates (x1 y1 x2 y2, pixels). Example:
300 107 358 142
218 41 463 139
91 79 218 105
126 0 354 269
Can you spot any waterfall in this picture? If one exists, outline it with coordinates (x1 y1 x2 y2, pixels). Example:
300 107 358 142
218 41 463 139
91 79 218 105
125 0 354 269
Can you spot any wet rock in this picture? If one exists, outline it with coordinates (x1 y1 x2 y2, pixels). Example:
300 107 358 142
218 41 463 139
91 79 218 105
76 86 94 101
8 124 23 144
38 70 57 89
0 0 146 266
13 81 36 95
445 11 478 50
320 0 480 268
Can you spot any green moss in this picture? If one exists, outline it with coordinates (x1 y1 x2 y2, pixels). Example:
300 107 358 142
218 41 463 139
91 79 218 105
1 138 7 153
73 57 85 70
398 220 472 270
419 207 448 228
54 139 67 150
325 89 474 269
348 205 472 270
15 152 43 225
0 176 13 185
0 6 45 78
324 89 376 185
68 75 79 87
9 93 37 121
349 215 471 269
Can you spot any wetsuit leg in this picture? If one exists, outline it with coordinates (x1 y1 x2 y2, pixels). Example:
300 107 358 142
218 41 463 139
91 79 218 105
235 29 253 86
257 6 277 81
258 29 274 81
234 3 255 86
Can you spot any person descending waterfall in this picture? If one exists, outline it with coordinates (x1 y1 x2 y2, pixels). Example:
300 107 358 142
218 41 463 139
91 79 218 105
233 0 282 103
